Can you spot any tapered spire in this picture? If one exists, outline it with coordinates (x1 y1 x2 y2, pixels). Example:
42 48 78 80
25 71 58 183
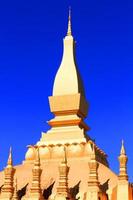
120 140 126 155
56 146 70 198
52 7 86 97
118 140 128 181
0 148 15 199
44 7 89 147
63 146 67 164
117 140 129 200
7 146 13 166
86 144 100 200
12 179 19 200
88 143 99 187
34 147 40 167
67 7 72 36
29 147 44 200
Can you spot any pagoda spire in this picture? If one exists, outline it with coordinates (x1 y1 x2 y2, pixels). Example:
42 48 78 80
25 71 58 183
117 140 129 200
86 144 100 200
7 147 13 166
12 179 19 200
120 140 126 155
118 140 128 181
0 147 15 199
45 8 89 146
52 7 86 98
55 146 70 199
67 7 72 36
88 144 99 187
29 148 44 200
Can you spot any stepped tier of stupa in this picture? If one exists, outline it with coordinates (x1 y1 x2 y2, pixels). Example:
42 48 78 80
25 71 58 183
0 9 132 200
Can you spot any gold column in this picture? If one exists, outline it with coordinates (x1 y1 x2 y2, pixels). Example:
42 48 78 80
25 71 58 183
29 148 44 200
86 144 100 200
55 147 70 200
118 140 128 181
0 147 15 199
12 179 18 200
117 140 129 200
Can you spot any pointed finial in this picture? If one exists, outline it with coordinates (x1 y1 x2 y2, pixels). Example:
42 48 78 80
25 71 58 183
120 139 126 155
92 143 95 153
14 178 18 193
36 147 40 161
67 7 72 36
15 178 17 190
91 143 96 160
7 147 13 166
12 178 18 200
63 146 67 164
34 147 40 167
91 143 95 155
118 140 128 181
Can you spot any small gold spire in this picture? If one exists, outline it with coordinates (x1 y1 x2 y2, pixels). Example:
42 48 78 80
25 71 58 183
12 178 18 200
67 7 72 36
63 146 67 164
120 140 126 155
15 178 17 191
87 143 100 200
35 147 40 166
1 147 15 199
118 140 128 181
92 143 95 154
7 147 13 166
88 143 99 184
56 149 70 198
91 143 96 160
29 147 43 199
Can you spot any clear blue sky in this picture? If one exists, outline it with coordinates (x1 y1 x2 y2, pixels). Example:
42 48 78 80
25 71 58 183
0 0 132 181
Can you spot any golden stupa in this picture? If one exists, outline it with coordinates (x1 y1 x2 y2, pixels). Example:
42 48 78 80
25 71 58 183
0 10 132 200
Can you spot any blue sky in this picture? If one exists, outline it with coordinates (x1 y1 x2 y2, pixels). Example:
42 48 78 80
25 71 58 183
0 0 132 181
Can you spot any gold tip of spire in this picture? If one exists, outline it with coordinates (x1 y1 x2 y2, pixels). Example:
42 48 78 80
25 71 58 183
67 7 72 36
12 178 18 199
120 139 126 155
36 148 40 160
91 143 96 159
64 146 67 163
7 147 13 166
15 178 17 190
61 146 67 164
34 147 40 167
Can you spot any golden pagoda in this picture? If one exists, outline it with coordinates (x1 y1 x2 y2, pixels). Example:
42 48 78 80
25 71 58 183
0 9 132 200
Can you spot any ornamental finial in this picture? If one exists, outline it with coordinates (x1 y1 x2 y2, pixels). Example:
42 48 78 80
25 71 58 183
120 139 126 155
7 147 13 166
67 7 72 36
